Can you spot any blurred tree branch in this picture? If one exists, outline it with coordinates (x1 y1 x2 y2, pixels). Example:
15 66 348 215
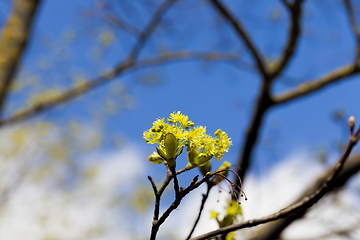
343 0 360 62
0 0 42 115
0 51 244 127
206 1 360 239
249 150 360 240
210 0 267 77
191 126 360 239
274 64 359 104
270 0 303 78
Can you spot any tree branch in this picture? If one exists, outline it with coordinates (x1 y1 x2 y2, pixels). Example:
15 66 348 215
273 64 359 104
249 151 360 239
270 0 303 78
103 12 142 37
128 0 178 62
191 122 360 240
343 0 360 63
0 0 42 115
150 174 205 240
0 51 245 128
186 181 214 240
209 0 267 77
236 81 274 183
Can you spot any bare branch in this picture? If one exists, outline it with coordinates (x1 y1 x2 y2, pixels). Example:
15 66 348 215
128 0 178 61
0 0 181 128
270 0 304 78
147 175 158 195
0 0 42 115
343 0 360 62
273 65 359 104
186 182 214 240
132 51 247 70
104 12 142 36
210 0 267 77
248 151 360 240
0 51 245 128
191 124 360 240
150 174 205 240
236 81 274 183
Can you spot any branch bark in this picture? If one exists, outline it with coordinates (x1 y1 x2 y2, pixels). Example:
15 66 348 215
191 127 360 240
270 0 303 78
249 150 360 240
343 0 360 62
273 64 359 104
0 51 243 128
210 0 267 77
236 81 274 182
0 0 42 115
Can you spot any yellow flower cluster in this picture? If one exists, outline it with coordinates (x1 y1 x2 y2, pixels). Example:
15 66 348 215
144 111 232 166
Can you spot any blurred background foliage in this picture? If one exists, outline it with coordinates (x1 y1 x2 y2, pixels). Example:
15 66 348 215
1 0 360 239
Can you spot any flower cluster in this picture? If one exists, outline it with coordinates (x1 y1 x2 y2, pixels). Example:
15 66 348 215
211 199 243 232
144 111 232 169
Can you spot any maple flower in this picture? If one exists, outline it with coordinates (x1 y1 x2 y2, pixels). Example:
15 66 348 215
144 111 232 169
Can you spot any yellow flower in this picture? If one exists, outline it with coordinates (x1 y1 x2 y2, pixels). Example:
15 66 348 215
144 112 232 167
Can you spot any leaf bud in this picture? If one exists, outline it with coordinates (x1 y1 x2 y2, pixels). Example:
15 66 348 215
349 116 355 128
147 152 163 165
199 161 211 176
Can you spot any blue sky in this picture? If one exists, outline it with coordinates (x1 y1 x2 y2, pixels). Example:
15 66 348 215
3 0 360 239
5 0 360 179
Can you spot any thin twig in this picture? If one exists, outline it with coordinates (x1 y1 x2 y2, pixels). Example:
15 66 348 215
343 0 360 62
186 181 214 240
150 174 205 240
171 167 180 199
128 0 178 61
147 175 158 195
190 123 360 240
270 0 303 78
210 0 267 77
273 64 359 104
103 12 142 36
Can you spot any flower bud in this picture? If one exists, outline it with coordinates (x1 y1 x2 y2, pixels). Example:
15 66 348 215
349 116 355 128
147 152 163 165
156 147 167 160
213 161 231 185
164 133 178 168
176 146 184 158
218 161 231 177
199 161 211 176
164 133 177 159
195 153 213 166
187 148 199 166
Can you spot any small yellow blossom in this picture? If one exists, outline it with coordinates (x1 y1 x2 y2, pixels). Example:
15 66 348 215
144 111 232 167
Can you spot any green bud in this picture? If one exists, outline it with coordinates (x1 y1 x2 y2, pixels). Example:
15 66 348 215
164 133 178 168
195 154 213 166
199 161 211 176
148 152 163 165
164 133 177 160
218 161 231 177
176 146 184 158
213 161 231 185
156 147 167 160
187 148 199 166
